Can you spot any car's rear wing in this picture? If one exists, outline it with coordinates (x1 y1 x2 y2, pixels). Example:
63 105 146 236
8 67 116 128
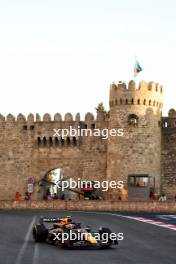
39 216 72 224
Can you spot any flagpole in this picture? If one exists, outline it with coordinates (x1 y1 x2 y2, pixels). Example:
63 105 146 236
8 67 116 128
134 55 137 79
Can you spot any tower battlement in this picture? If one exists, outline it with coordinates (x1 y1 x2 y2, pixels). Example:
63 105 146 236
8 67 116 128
0 112 108 137
0 112 107 127
162 108 176 128
109 80 163 111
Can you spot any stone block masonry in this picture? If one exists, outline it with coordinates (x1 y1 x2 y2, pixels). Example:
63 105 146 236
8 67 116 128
0 79 175 201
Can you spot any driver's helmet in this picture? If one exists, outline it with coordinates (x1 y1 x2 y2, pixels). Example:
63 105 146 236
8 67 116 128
58 217 72 225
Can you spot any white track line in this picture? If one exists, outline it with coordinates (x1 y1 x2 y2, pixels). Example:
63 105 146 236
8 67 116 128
15 216 36 264
69 211 176 232
123 215 176 231
32 244 39 264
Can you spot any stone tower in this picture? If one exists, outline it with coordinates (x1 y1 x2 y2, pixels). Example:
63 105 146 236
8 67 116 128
107 80 163 199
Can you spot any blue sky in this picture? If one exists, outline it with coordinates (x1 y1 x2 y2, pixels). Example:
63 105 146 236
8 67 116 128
0 0 175 117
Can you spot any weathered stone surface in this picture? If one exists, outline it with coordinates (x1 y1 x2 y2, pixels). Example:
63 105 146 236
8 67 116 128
108 80 163 198
0 80 175 201
0 200 176 213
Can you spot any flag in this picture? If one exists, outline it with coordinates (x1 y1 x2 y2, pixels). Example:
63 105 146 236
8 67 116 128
134 59 143 77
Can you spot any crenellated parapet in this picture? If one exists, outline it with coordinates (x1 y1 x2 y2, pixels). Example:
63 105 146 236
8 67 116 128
64 113 73 122
0 112 108 150
17 113 26 124
162 109 176 128
43 113 51 122
0 112 107 129
27 113 34 124
0 114 5 127
109 80 163 110
75 113 80 122
85 112 94 122
54 113 62 122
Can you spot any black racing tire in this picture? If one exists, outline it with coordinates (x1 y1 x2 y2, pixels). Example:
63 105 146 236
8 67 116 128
99 227 113 249
32 224 48 242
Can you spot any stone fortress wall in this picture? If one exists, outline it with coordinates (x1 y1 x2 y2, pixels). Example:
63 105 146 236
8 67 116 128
0 112 108 200
161 109 176 198
0 79 175 201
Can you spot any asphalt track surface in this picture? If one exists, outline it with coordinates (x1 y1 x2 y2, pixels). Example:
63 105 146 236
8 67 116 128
0 210 176 264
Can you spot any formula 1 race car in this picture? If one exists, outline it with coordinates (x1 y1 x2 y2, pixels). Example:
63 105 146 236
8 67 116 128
32 216 118 249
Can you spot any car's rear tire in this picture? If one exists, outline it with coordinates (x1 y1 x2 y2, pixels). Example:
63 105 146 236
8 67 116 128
32 224 48 242
99 227 113 249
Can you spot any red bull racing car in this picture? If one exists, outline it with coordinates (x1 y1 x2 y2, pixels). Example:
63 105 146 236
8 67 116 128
32 216 118 249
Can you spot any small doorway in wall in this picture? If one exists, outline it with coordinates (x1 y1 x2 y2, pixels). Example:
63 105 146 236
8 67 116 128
128 174 150 201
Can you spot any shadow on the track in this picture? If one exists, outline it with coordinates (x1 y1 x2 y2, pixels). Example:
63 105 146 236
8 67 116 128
30 240 117 251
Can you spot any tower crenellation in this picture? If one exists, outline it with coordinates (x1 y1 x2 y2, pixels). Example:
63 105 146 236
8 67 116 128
109 80 163 113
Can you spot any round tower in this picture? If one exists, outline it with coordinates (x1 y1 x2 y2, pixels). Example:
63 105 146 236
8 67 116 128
107 80 163 200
